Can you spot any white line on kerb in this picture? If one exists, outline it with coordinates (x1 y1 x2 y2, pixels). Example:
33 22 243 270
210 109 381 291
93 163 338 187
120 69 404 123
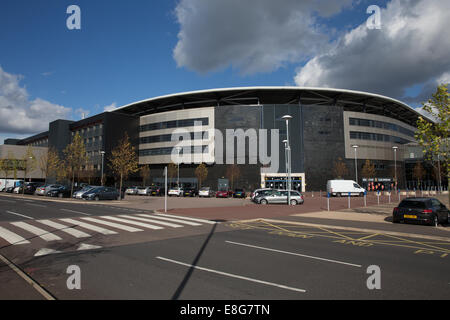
156 256 306 293
5 211 34 220
226 241 362 268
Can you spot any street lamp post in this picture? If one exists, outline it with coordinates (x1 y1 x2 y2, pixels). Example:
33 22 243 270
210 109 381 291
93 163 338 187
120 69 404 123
176 147 181 188
392 146 398 191
101 151 105 186
283 140 288 190
282 115 293 205
352 145 359 184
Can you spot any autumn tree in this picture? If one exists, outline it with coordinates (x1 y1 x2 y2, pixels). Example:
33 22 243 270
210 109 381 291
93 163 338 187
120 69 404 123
412 162 426 188
167 162 177 186
21 146 37 194
333 157 349 179
195 163 208 188
415 84 450 203
45 147 62 183
139 164 151 187
108 133 139 199
226 164 241 190
63 132 88 196
361 160 376 181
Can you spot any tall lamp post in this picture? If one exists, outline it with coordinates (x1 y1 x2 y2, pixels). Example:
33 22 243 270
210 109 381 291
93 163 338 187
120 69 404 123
352 145 359 184
392 146 398 191
175 146 181 188
100 151 105 186
282 115 292 205
282 140 288 190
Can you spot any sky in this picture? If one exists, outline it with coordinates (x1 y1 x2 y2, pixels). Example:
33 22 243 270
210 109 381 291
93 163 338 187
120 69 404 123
0 0 449 143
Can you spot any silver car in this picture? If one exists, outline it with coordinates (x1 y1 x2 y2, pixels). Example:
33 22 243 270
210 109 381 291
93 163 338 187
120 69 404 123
137 187 151 196
125 186 139 195
73 186 97 199
257 190 304 205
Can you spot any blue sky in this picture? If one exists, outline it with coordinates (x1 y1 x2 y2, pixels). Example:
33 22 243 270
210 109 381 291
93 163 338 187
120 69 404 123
0 0 448 142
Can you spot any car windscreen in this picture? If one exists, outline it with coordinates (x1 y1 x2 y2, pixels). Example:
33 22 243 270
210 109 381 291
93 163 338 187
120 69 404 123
398 200 428 209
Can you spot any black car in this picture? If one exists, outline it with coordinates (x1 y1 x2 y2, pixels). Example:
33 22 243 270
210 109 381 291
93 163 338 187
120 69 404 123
5 186 15 193
24 182 44 195
233 188 246 198
183 188 198 197
393 197 450 226
46 185 71 198
82 186 121 201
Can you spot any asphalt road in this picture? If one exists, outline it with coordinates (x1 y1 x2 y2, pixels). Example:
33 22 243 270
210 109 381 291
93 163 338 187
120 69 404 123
0 194 449 300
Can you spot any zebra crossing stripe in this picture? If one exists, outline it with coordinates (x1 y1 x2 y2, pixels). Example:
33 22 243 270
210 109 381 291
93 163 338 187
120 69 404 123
120 215 183 228
0 226 30 245
154 213 217 224
60 218 118 235
10 222 62 242
99 216 164 230
37 220 91 238
80 217 143 232
137 214 201 226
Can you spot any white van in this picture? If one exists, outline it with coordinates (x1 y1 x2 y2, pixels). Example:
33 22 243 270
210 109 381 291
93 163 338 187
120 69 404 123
0 179 23 192
327 180 366 197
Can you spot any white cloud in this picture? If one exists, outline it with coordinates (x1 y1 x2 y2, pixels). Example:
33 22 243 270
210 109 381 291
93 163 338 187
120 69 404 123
0 66 71 135
294 0 450 102
173 0 353 74
103 102 117 112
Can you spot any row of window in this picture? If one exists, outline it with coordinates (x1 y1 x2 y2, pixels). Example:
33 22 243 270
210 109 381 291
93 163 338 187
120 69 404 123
350 131 411 144
139 145 209 157
139 117 209 133
140 131 209 144
27 139 48 147
349 118 415 137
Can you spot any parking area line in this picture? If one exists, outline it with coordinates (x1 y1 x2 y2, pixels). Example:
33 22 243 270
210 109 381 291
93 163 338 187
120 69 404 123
225 240 362 268
156 256 306 293
5 211 34 220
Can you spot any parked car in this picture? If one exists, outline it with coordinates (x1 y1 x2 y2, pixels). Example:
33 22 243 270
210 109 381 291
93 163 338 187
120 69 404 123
199 187 215 197
36 184 52 196
327 180 366 197
168 187 184 197
23 182 44 195
251 188 275 202
73 186 96 199
137 187 152 196
183 188 198 197
393 197 450 226
47 185 71 198
150 186 165 196
257 190 304 205
82 187 121 201
125 186 139 195
216 190 233 198
233 188 246 198
5 186 15 193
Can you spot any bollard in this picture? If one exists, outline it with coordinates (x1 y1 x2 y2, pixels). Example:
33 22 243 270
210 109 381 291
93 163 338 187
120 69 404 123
364 191 367 207
398 189 401 202
348 192 351 209
388 192 391 204
327 192 330 211
377 190 380 205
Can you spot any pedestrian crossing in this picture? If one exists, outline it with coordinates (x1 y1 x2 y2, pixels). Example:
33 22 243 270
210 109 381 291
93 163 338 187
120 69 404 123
0 213 217 249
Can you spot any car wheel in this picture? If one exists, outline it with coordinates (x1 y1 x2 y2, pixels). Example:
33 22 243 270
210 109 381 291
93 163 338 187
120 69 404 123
392 215 400 223
94 196 100 201
432 214 439 227
260 199 268 205
290 199 298 205
58 193 63 198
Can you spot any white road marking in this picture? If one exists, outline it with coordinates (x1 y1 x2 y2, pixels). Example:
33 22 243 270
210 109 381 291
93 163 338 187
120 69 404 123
60 208 92 216
77 243 102 251
5 210 34 220
100 216 164 230
60 218 117 235
138 214 201 226
157 256 306 293
10 222 62 242
34 248 61 257
37 220 91 238
226 241 362 268
122 215 183 228
0 226 30 245
25 203 47 208
80 217 143 232
155 213 217 224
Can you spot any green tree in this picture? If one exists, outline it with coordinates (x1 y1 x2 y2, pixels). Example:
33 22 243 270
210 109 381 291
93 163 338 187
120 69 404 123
195 163 208 188
361 160 376 181
63 133 88 196
415 84 450 203
108 133 139 200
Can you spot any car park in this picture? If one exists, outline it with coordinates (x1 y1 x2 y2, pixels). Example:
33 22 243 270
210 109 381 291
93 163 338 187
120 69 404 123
36 184 51 196
233 188 246 198
47 185 71 198
24 182 44 195
199 187 215 197
168 187 184 197
393 197 450 226
216 190 233 198
73 186 96 199
125 186 139 195
137 187 152 196
82 187 121 201
257 190 304 205
183 188 198 197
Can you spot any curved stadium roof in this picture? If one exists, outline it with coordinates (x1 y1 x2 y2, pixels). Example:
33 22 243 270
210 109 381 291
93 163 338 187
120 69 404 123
113 87 423 127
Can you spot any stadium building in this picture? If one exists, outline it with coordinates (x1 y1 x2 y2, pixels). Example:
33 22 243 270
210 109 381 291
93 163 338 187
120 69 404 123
2 87 438 191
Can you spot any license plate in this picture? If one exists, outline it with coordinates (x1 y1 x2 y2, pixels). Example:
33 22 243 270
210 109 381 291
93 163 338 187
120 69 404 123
404 215 417 219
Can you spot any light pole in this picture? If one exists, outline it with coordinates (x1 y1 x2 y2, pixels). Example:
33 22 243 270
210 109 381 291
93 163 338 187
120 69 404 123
176 147 181 188
352 145 359 184
100 151 105 186
282 115 292 205
392 146 398 191
283 140 288 190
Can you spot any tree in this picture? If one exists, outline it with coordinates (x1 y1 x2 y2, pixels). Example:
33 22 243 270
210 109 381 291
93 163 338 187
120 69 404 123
412 162 426 189
21 146 37 195
361 160 376 180
415 83 449 203
139 165 151 187
195 163 208 188
63 132 88 196
226 164 241 190
108 133 139 200
333 157 349 179
45 147 61 183
167 162 177 186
